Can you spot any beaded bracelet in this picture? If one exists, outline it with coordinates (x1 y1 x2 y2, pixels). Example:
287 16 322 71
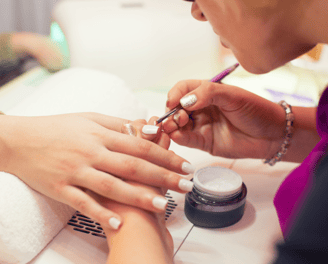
264 100 295 166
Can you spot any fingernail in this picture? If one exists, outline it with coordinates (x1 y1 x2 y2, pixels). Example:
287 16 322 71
162 118 168 125
109 217 121 230
182 162 195 174
142 125 159 135
123 124 137 136
179 179 194 192
152 196 168 210
180 94 197 108
173 112 180 124
166 98 170 108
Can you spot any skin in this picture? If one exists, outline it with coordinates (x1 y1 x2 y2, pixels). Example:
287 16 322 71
189 0 317 74
96 183 174 264
163 0 323 163
10 32 67 72
95 0 327 262
0 113 193 230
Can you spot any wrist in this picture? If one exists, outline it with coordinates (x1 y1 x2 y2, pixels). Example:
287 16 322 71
280 106 320 163
104 207 173 264
264 101 294 165
104 205 161 243
262 101 286 160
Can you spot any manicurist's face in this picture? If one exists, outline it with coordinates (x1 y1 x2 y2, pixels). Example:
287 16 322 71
187 0 316 73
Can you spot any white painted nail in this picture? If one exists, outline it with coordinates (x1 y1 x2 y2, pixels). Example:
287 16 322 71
109 217 121 230
182 162 195 174
179 179 194 192
142 125 159 135
152 197 168 210
180 94 197 108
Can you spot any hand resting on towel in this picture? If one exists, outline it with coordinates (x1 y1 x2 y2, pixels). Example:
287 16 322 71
0 112 194 230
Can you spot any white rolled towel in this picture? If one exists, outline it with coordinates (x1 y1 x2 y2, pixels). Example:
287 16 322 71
0 67 148 263
0 173 76 264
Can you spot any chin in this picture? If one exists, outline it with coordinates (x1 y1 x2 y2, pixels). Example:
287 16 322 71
239 61 277 74
238 44 317 74
237 56 287 74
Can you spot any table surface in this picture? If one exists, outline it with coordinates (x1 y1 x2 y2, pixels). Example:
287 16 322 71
0 67 300 264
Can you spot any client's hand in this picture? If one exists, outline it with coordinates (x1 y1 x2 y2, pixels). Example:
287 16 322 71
0 113 194 230
121 116 170 150
89 182 174 264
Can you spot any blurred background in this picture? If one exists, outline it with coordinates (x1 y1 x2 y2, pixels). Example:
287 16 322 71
1 0 328 107
0 0 58 35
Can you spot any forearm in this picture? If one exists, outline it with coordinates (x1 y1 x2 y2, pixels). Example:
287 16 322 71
10 32 35 59
94 182 173 264
103 204 173 264
271 106 320 163
0 33 20 70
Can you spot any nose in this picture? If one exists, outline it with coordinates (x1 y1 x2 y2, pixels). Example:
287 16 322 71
191 2 207 22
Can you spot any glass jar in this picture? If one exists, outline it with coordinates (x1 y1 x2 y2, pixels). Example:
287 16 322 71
184 166 247 228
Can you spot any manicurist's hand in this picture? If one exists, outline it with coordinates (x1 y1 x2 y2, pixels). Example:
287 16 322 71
163 79 288 160
0 113 194 230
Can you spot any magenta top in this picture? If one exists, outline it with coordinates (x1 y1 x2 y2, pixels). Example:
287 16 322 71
274 87 328 238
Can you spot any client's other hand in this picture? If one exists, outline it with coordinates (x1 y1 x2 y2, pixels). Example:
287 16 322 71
11 32 68 72
89 181 174 264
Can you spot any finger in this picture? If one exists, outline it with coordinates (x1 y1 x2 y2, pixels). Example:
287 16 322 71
60 185 122 230
75 168 170 213
121 119 147 137
153 129 171 150
166 79 203 110
76 112 132 132
162 109 189 134
76 113 160 140
121 119 160 141
140 117 160 140
103 131 195 175
121 123 138 136
148 116 159 127
169 126 206 150
92 147 195 193
147 116 169 148
124 123 160 140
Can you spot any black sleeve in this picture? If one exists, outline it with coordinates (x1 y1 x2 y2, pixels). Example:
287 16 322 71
273 151 328 264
